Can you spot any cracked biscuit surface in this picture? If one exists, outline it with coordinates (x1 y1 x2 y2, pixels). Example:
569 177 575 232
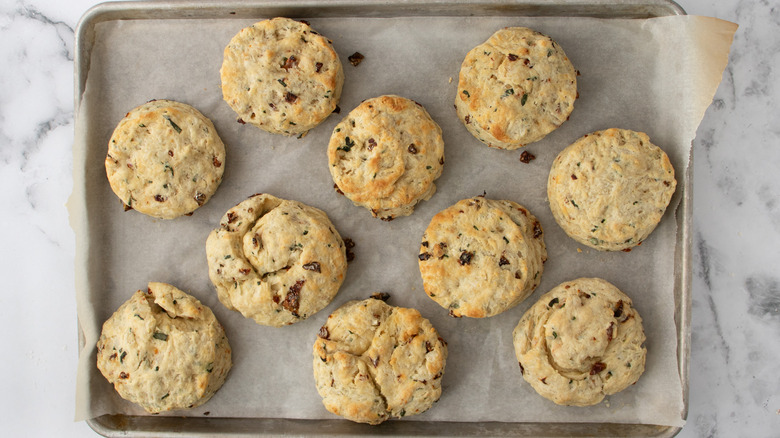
96 282 232 413
328 95 445 220
221 17 344 136
455 27 577 149
418 196 547 318
512 277 646 406
312 298 447 425
105 99 226 219
547 128 677 251
206 193 348 327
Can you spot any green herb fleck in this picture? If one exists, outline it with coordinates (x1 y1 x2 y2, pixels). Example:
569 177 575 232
134 314 144 320
303 230 308 235
552 331 558 339
138 123 145 128
224 255 232 260
278 79 287 87
162 115 181 133
337 136 355 152
206 362 214 373
589 237 600 245
120 351 127 363
473 225 479 230
426 165 432 170
503 236 509 244
504 88 515 97
570 200 579 208
462 90 470 98
547 49 553 57
521 93 528 106
549 297 559 307
153 332 168 341
161 393 170 400
450 302 460 309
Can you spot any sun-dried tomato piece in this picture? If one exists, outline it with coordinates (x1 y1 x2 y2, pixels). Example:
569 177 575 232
614 300 624 318
533 221 543 238
459 251 474 266
343 238 355 262
281 55 298 71
348 52 364 66
302 262 321 273
370 292 390 301
590 362 607 375
194 192 206 206
282 280 305 317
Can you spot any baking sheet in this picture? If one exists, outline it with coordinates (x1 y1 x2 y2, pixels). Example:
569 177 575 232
71 1 736 432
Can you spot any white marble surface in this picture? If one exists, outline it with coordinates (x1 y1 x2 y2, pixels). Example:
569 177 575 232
1 0 776 436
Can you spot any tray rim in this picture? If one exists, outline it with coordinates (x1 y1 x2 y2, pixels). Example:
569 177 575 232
73 1 690 436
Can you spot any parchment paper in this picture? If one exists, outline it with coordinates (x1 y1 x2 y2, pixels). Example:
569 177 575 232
72 12 736 428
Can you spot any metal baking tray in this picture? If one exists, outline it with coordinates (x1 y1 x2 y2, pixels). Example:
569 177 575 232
74 0 691 436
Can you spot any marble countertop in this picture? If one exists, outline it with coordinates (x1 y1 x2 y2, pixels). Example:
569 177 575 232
1 0 776 436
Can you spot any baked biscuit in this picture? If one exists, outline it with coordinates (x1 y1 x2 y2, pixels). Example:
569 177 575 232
312 297 447 424
206 193 348 327
328 95 445 220
547 128 677 251
418 196 547 318
512 277 646 406
105 99 226 219
455 27 577 149
221 17 344 136
96 282 232 413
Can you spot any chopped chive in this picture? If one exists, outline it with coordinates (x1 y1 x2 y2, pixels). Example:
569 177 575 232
162 115 181 133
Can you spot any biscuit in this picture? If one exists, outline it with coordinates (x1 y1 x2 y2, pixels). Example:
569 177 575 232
105 99 226 219
312 297 447 424
221 17 344 136
547 128 677 251
418 196 547 318
206 193 348 327
455 27 577 149
512 277 646 406
96 282 232 413
328 95 445 220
